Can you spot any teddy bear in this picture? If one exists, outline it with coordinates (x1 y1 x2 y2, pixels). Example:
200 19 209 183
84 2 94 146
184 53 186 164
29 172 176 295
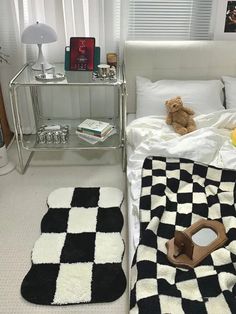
165 96 196 135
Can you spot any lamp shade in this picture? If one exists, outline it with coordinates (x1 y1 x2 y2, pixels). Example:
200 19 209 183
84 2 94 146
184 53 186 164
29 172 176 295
21 22 57 44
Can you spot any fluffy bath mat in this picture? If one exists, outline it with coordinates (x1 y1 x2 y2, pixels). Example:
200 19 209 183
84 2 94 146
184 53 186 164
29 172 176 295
21 187 126 305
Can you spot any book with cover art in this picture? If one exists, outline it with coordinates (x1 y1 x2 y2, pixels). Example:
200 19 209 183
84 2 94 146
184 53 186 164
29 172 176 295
70 37 95 71
77 119 112 136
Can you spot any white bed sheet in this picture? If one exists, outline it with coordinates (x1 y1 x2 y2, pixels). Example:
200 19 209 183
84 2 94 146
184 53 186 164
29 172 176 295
126 109 236 266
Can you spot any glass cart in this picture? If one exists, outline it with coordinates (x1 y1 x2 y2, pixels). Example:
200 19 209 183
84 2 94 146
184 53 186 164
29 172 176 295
9 63 127 174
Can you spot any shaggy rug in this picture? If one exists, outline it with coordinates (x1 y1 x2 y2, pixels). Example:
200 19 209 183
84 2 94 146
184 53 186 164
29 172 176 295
21 187 126 305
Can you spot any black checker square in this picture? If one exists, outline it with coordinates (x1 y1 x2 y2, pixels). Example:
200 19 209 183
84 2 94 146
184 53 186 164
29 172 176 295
143 157 153 169
182 298 208 314
152 169 166 177
60 233 95 263
165 198 177 212
221 169 236 182
192 203 209 218
167 178 179 193
157 278 181 298
142 175 152 187
157 222 175 239
21 264 60 305
177 192 192 204
140 195 151 210
207 194 219 207
193 182 205 193
180 169 193 183
96 207 123 232
197 275 222 297
91 263 126 302
138 295 161 314
166 161 180 171
41 208 70 233
193 163 208 177
175 213 192 228
151 183 166 196
137 261 157 280
175 268 196 283
205 178 220 188
223 290 236 313
71 187 99 208
220 203 236 218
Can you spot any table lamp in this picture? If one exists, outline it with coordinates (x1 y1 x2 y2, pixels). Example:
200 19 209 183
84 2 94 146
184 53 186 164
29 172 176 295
21 22 57 70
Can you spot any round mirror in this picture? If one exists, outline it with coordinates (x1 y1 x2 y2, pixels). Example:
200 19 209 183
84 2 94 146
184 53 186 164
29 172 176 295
192 228 217 246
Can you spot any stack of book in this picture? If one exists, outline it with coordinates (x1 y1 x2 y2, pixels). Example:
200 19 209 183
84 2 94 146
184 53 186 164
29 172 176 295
76 119 114 144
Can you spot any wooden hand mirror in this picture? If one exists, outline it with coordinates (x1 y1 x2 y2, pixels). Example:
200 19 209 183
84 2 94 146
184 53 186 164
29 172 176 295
166 219 228 269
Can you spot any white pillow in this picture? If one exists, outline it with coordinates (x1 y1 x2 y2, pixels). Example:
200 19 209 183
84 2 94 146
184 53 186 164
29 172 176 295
136 76 224 118
222 76 236 109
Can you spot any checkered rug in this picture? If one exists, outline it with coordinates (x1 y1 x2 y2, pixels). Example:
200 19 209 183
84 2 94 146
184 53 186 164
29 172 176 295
130 157 236 314
21 187 126 305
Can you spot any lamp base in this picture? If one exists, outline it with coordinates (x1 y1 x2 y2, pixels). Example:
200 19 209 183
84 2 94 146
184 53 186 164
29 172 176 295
31 62 54 71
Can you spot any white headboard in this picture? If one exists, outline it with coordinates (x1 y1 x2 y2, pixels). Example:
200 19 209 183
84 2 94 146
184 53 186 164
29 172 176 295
124 41 236 113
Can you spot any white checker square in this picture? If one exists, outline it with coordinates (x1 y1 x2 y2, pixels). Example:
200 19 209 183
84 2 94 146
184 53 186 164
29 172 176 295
194 266 216 278
207 167 222 182
94 232 124 263
165 189 177 203
67 207 98 233
47 187 74 208
157 264 175 285
141 186 151 197
146 216 159 234
159 295 184 314
180 162 193 173
136 278 157 301
211 248 231 266
151 194 166 210
142 169 152 177
140 209 151 222
166 169 180 179
192 192 207 204
208 203 221 219
222 216 236 233
206 184 218 196
157 236 168 254
98 187 123 208
53 263 93 304
206 294 231 314
32 233 66 264
152 175 166 186
225 240 236 255
193 175 205 187
219 181 235 192
162 211 176 225
179 182 193 194
218 272 236 292
176 279 202 301
152 159 166 170
177 203 192 214
191 213 205 224
137 245 156 263
218 192 234 205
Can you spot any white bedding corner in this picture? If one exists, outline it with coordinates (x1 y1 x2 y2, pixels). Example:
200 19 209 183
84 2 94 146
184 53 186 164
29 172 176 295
126 109 236 254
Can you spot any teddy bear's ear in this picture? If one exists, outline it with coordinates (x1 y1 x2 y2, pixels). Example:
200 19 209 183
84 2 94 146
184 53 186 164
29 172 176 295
165 100 169 105
176 96 181 100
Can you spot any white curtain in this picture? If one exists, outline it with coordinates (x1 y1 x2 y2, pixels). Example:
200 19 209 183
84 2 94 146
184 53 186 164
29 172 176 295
0 0 121 133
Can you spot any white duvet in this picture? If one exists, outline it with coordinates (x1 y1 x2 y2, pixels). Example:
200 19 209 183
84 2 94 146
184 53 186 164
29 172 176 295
126 109 236 248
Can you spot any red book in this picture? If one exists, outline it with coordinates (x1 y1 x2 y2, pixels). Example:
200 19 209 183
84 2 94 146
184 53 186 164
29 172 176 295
69 37 95 71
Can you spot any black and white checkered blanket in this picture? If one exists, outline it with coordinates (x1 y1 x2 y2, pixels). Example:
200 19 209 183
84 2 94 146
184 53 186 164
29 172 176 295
130 157 236 314
21 187 126 305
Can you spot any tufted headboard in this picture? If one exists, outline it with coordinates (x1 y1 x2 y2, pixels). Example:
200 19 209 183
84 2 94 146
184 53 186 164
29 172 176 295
124 40 236 113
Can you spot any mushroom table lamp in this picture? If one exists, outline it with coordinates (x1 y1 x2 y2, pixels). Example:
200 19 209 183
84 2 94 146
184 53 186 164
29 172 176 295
21 22 57 70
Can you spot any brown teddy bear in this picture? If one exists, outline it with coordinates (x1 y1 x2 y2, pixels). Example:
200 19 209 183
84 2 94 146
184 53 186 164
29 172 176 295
165 96 196 135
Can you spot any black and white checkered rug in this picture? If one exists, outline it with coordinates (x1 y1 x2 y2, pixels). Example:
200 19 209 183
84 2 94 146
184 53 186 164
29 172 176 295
21 187 126 305
130 157 236 314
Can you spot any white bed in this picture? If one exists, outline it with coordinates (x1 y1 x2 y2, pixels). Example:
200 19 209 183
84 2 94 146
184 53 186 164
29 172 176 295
124 40 236 268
